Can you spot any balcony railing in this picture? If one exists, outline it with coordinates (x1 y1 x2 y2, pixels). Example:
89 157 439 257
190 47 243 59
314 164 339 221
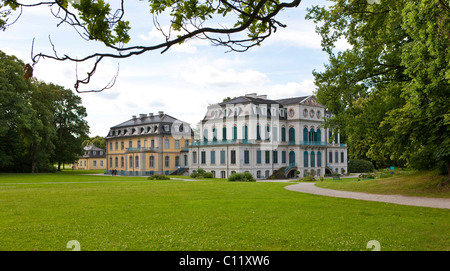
126 147 159 152
191 139 250 147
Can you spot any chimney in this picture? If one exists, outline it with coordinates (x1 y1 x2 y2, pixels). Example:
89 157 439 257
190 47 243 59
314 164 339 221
139 114 147 118
245 93 257 98
132 115 136 119
149 113 154 117
158 111 164 116
257 94 267 100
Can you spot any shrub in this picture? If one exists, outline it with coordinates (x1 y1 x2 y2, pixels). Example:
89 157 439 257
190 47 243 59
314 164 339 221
348 159 375 173
190 168 214 179
299 175 316 182
147 174 171 180
228 172 256 182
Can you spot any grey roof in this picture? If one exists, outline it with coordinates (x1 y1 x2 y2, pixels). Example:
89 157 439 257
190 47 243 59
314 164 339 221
274 96 310 105
219 96 281 106
111 113 180 129
84 144 105 152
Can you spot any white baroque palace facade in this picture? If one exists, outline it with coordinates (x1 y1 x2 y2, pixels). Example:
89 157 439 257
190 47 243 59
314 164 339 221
188 93 347 179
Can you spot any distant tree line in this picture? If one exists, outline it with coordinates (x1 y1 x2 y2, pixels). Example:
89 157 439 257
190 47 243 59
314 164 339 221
0 50 89 173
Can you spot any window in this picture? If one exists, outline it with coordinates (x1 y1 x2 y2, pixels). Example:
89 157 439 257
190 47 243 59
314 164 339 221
281 151 286 164
151 139 155 148
164 139 170 149
256 150 262 164
211 150 216 164
121 141 124 150
311 151 315 167
192 151 197 164
220 150 226 164
175 156 180 167
115 157 118 167
175 140 180 149
265 125 270 141
165 156 170 168
341 152 344 163
243 125 248 140
135 156 139 168
244 150 250 164
335 151 338 164
93 160 97 167
304 151 309 167
317 151 322 167
273 127 278 142
100 160 104 167
184 139 189 148
203 129 208 142
137 140 141 148
231 150 236 164
289 127 295 144
265 150 270 164
109 157 112 167
222 127 227 141
129 141 132 148
257 170 261 178
149 155 154 168
256 125 261 140
281 127 286 142
303 127 308 142
129 156 133 168
109 142 112 150
221 171 226 178
329 152 333 163
233 126 237 141
212 128 217 142
184 155 188 167
273 151 278 164
201 151 206 164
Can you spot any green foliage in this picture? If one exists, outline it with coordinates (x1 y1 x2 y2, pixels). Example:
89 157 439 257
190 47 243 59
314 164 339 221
348 159 375 173
0 50 89 173
307 0 450 178
228 172 256 182
190 168 213 179
147 174 171 180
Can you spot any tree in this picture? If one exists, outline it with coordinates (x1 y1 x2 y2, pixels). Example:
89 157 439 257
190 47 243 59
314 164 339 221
81 135 106 150
51 84 89 170
307 0 450 184
0 50 89 172
0 0 302 92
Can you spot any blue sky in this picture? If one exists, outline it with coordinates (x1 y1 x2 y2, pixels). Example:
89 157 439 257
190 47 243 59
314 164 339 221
0 0 347 137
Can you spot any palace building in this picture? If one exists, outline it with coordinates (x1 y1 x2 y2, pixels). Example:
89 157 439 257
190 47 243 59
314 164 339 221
188 93 347 179
75 143 107 170
105 111 193 176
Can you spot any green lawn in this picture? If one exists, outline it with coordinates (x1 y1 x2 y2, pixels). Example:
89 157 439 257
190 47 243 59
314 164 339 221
0 170 449 251
317 170 450 198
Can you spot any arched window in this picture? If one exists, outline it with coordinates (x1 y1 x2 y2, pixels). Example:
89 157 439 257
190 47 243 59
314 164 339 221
317 151 322 167
304 151 308 167
309 128 315 143
289 127 295 144
281 127 286 142
289 151 296 165
316 129 321 143
303 127 308 142
311 151 315 167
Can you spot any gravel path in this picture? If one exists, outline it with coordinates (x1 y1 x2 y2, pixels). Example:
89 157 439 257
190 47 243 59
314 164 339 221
285 182 450 209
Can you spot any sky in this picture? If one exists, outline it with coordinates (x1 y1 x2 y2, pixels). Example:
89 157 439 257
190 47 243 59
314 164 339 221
0 0 349 137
